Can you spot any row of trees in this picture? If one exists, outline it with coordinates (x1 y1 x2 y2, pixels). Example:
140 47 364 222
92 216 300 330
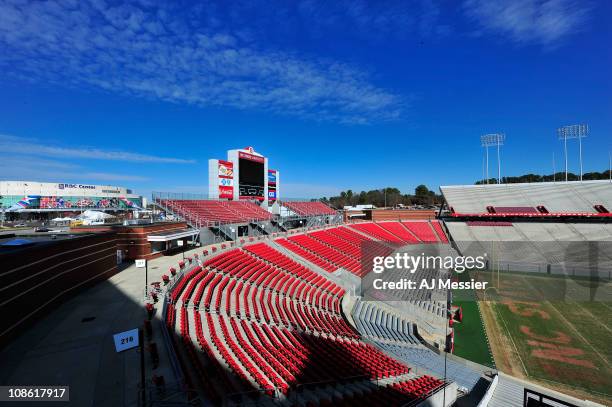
475 170 612 185
319 185 443 209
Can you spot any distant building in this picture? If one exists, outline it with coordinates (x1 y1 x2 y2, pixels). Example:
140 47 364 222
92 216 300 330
0 181 145 213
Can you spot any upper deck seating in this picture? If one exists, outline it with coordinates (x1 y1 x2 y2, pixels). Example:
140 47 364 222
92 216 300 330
160 199 272 225
283 201 336 216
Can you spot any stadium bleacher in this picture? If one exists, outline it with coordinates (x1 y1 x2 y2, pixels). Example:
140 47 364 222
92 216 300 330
349 222 406 243
430 220 449 242
377 222 420 243
377 343 482 392
159 199 272 225
444 220 612 274
350 299 483 391
273 222 449 278
352 299 420 345
401 221 439 243
165 242 451 405
154 179 612 406
283 201 336 216
440 180 612 216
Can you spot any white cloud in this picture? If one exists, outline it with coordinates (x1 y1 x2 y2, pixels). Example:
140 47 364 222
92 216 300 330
463 0 590 47
0 0 403 124
0 134 195 164
0 156 149 182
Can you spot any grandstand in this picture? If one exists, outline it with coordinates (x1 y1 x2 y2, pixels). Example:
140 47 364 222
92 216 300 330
282 201 337 217
159 204 609 405
152 192 342 243
440 180 612 216
445 220 612 274
157 198 272 226
439 180 612 275
438 180 612 405
164 243 457 406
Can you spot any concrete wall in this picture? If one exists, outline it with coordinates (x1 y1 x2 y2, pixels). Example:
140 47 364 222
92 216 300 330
417 382 458 407
0 232 118 348
74 221 189 260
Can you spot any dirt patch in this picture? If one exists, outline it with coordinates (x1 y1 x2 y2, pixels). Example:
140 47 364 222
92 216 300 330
480 301 526 378
504 300 550 320
527 340 595 368
519 326 571 344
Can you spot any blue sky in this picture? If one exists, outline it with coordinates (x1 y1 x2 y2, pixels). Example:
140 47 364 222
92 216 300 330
0 0 610 199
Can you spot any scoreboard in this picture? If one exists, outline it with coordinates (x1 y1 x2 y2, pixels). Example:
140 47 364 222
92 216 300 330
237 151 265 199
208 147 280 207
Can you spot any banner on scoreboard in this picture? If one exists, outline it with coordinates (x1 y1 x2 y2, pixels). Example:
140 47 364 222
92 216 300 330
219 186 233 199
268 169 277 201
268 169 277 184
219 178 234 187
218 160 234 199
239 151 265 163
218 160 234 178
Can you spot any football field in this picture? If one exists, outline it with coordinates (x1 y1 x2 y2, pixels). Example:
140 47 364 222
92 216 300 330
472 270 612 404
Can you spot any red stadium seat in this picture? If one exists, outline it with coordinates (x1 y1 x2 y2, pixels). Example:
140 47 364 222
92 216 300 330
164 242 436 402
160 199 272 225
282 201 336 216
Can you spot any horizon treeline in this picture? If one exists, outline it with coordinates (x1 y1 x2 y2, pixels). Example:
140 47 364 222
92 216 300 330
476 170 611 185
319 185 443 209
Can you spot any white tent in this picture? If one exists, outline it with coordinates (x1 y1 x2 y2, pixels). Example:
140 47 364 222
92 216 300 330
77 210 117 225
77 210 115 221
51 217 73 222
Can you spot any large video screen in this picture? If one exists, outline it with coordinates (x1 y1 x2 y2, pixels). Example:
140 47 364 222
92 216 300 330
239 157 264 198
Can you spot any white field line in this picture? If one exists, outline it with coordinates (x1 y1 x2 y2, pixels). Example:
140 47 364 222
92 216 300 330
494 301 529 377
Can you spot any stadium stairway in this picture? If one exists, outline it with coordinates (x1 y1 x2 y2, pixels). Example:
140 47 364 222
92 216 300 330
349 298 484 393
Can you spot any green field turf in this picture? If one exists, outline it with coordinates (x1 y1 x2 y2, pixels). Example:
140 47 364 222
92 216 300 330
451 271 495 368
475 270 612 398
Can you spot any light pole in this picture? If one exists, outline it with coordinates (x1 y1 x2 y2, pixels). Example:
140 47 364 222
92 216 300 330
557 124 589 181
481 133 505 184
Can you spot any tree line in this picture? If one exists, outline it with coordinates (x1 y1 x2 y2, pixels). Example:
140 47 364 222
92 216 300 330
475 170 612 185
319 185 443 209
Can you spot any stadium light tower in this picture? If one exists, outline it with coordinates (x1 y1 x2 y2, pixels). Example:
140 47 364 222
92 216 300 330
481 133 505 184
557 124 588 181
